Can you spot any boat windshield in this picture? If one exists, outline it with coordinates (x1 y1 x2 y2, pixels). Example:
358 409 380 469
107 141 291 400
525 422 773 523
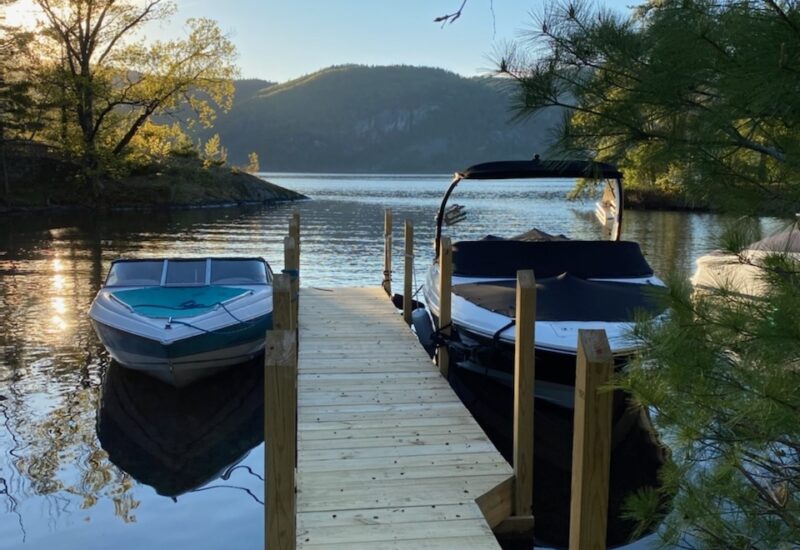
105 261 163 287
105 259 270 287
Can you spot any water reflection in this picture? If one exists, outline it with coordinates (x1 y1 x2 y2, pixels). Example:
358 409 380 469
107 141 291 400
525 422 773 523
97 360 264 499
0 175 786 549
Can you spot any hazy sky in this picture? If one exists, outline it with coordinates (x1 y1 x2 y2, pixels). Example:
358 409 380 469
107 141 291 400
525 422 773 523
151 0 636 82
8 0 636 83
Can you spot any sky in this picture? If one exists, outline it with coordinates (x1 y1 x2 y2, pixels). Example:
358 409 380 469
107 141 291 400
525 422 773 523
6 0 636 83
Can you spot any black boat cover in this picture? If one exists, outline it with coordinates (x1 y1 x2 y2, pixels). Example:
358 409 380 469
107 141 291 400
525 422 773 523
459 159 622 180
452 274 666 322
452 240 654 279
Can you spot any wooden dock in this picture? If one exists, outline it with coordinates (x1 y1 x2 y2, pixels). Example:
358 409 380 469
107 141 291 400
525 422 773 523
294 287 514 549
266 212 616 550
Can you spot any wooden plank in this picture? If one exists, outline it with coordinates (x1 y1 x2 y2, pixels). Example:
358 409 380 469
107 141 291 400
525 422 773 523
297 503 484 529
299 432 490 451
298 452 509 474
298 441 500 463
437 237 452 378
299 536 501 550
403 219 414 325
297 461 512 485
298 389 460 406
569 329 614 550
297 474 511 512
299 382 446 392
514 269 535 517
299 517 494 546
476 475 514 529
265 330 298 550
299 371 442 381
298 414 478 439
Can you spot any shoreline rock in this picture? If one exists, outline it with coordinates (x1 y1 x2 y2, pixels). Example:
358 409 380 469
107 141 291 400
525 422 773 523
1 151 307 214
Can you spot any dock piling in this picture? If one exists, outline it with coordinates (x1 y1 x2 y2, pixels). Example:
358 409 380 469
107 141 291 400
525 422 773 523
513 270 536 517
383 209 392 296
403 219 414 325
265 273 298 550
569 329 613 550
437 236 452 378
279 245 298 331
290 211 300 261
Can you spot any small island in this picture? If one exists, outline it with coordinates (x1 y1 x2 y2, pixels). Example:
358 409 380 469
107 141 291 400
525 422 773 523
2 142 305 213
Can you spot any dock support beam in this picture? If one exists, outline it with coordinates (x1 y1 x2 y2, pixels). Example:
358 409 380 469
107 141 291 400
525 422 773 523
482 270 537 541
383 209 392 296
437 236 452 378
513 270 536 517
284 214 300 328
569 329 613 550
403 220 414 325
284 236 299 329
265 274 298 550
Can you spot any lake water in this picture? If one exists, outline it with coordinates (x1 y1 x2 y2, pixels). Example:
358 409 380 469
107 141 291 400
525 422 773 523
0 174 786 549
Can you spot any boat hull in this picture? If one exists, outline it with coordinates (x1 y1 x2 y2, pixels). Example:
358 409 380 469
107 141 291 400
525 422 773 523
91 312 272 387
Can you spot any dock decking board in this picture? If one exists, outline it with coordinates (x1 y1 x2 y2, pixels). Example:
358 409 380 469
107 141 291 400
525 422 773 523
295 287 513 548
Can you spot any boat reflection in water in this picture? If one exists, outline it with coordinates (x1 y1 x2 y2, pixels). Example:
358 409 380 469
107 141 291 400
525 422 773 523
97 356 264 498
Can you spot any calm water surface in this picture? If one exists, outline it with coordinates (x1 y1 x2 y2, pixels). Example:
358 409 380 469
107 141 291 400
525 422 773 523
0 174 786 549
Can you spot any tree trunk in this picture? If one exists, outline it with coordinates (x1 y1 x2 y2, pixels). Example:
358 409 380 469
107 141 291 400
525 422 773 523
76 63 102 204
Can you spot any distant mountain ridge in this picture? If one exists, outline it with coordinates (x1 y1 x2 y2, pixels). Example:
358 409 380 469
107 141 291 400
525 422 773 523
210 65 561 172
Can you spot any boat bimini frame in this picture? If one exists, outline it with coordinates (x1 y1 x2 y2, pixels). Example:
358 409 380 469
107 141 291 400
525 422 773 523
434 156 625 258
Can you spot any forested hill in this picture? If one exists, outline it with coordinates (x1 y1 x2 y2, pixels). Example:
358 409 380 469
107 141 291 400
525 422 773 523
210 65 561 172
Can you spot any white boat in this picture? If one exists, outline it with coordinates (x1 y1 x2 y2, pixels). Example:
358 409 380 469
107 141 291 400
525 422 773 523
692 224 800 296
412 157 670 547
90 257 273 387
416 158 667 391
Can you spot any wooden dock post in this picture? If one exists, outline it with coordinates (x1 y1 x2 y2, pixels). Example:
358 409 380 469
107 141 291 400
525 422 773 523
513 270 536 517
383 208 392 296
265 273 298 550
569 329 614 550
273 273 294 331
290 211 300 258
403 219 414 325
437 236 452 378
284 236 299 328
480 270 538 541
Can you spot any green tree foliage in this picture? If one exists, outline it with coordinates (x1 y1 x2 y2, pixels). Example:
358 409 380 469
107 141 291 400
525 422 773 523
246 151 259 173
201 133 227 168
498 0 800 214
29 0 238 192
502 1 800 546
622 222 800 548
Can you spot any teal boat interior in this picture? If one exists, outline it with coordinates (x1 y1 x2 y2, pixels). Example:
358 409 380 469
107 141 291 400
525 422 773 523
111 286 251 319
